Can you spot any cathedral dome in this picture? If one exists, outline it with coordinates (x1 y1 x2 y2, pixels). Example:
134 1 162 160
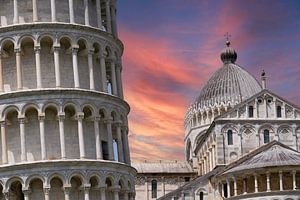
195 42 262 109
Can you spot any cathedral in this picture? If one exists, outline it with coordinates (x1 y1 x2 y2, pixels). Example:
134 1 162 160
135 40 300 200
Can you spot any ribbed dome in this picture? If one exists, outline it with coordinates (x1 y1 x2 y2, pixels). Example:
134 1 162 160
195 44 262 109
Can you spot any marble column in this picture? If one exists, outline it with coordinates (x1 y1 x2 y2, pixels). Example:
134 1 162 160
1 121 8 164
116 122 124 162
15 49 22 89
105 0 112 33
72 47 80 88
254 174 258 193
113 188 120 200
105 118 114 160
13 0 19 24
233 178 237 196
96 0 102 29
111 4 117 37
50 0 56 22
266 172 271 192
88 50 95 90
292 171 297 190
0 52 3 92
243 178 247 194
23 190 30 200
100 55 107 92
94 116 102 159
279 171 283 191
32 0 38 22
68 0 75 23
53 45 61 87
19 117 27 162
122 126 131 164
77 113 85 159
64 187 71 200
115 63 124 98
84 0 90 26
35 46 42 88
100 186 107 200
84 186 90 200
110 59 118 96
145 179 148 200
44 188 50 200
39 114 46 160
58 113 66 159
226 179 231 197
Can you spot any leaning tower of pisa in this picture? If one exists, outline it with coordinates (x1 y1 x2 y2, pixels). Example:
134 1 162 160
0 0 136 199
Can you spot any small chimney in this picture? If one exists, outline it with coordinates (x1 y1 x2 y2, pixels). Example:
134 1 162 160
261 69 267 89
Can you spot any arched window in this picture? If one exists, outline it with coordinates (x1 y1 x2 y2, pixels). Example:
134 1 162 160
277 106 282 118
199 192 204 200
223 183 228 198
248 106 254 118
263 129 270 143
227 130 233 145
151 180 157 198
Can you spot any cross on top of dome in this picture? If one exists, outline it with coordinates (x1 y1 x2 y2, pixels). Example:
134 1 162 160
224 32 231 47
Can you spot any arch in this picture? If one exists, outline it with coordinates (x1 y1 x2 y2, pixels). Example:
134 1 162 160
25 175 45 188
0 37 16 51
42 102 60 113
81 104 96 117
258 124 274 134
277 124 292 134
76 37 89 48
104 46 112 58
104 175 114 187
58 35 75 46
221 124 238 134
5 176 24 190
47 173 65 186
63 102 80 113
2 105 20 119
18 35 36 47
21 103 40 115
37 34 55 45
110 110 119 121
99 107 109 119
67 172 86 185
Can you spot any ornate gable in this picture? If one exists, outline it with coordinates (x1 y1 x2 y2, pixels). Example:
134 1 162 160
216 89 300 121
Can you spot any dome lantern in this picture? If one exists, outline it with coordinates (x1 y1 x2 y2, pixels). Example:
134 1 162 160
220 40 237 64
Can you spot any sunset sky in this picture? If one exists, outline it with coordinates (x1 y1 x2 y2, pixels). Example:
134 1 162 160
117 0 300 162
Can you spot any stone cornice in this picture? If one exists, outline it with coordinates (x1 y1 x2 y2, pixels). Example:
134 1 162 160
0 23 124 55
0 88 130 114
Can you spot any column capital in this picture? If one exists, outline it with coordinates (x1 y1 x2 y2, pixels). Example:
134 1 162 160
114 120 123 126
38 113 46 121
94 116 101 122
88 49 95 55
18 117 26 124
110 185 121 192
34 46 41 52
14 48 21 54
72 47 79 54
76 112 85 120
63 186 72 194
104 117 113 124
44 187 50 195
0 121 6 126
58 112 65 120
22 189 31 196
53 45 61 51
